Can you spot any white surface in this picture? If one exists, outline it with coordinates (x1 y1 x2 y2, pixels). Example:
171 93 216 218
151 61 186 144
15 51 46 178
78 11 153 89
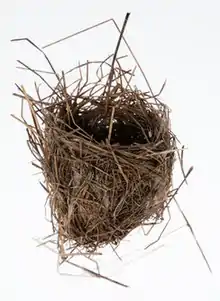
1 0 220 300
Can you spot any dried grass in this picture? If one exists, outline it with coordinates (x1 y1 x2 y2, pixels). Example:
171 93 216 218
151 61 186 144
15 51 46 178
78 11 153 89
13 14 211 287
13 49 176 257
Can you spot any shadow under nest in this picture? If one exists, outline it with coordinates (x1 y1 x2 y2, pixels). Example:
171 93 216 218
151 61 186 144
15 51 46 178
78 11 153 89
42 86 176 252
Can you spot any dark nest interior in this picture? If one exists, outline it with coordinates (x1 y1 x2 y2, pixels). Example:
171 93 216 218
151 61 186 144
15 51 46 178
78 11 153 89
14 54 177 257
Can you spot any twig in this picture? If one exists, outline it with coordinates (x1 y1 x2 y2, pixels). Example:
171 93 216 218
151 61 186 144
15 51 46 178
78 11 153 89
105 13 130 98
66 260 129 288
174 198 212 274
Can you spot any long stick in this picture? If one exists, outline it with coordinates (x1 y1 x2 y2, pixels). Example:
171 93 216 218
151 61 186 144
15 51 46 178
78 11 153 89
105 13 130 97
174 198 213 274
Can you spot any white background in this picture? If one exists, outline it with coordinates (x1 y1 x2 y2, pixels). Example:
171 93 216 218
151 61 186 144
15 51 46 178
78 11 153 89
1 0 220 300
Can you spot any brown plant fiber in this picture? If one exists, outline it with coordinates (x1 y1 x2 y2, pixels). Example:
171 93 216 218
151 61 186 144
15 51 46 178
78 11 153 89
13 49 176 256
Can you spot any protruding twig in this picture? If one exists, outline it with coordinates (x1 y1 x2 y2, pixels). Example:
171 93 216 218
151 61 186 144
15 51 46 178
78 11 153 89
174 200 212 274
105 13 130 98
66 260 129 288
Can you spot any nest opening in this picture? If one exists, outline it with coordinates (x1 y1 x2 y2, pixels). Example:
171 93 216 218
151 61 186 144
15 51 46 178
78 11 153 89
59 103 157 146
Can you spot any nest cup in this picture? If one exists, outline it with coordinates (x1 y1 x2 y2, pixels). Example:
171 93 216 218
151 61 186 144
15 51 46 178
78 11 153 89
39 63 176 253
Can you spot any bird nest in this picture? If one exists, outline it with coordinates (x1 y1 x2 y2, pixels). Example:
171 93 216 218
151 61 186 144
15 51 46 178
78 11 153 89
12 39 177 259
47 85 175 251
